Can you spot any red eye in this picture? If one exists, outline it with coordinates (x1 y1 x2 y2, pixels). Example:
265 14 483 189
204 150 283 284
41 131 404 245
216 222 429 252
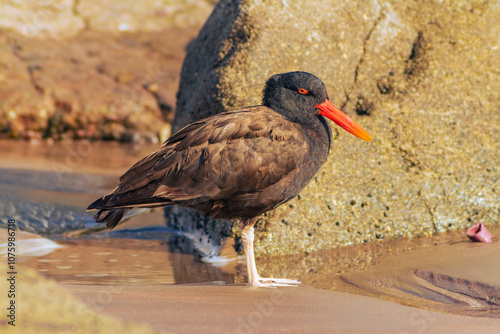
298 88 309 95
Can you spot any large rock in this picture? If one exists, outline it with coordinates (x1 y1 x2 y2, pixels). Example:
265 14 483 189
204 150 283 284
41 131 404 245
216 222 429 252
173 0 500 255
0 29 190 141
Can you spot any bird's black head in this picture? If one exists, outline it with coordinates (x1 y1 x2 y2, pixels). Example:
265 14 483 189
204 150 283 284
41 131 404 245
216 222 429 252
262 71 329 124
262 71 372 142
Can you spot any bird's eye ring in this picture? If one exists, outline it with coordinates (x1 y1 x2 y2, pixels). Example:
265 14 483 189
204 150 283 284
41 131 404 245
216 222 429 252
297 88 309 95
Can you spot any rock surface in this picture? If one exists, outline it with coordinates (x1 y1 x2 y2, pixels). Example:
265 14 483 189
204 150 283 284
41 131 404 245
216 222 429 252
0 0 212 39
173 0 500 255
0 0 85 39
78 0 213 33
0 1 213 142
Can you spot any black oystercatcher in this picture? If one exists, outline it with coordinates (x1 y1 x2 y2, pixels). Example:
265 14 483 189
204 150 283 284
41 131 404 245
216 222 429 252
88 71 371 287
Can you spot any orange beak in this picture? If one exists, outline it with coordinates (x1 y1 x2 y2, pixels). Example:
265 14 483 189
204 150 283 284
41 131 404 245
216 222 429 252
315 100 372 142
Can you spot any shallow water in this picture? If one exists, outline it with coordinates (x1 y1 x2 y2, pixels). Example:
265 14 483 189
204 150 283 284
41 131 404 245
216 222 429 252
1 140 499 319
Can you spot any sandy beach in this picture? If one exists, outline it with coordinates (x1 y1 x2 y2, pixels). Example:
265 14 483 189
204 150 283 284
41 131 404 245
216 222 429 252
64 283 500 334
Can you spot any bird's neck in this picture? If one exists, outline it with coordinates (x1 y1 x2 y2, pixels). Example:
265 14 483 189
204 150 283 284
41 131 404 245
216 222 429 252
271 105 318 128
318 115 332 153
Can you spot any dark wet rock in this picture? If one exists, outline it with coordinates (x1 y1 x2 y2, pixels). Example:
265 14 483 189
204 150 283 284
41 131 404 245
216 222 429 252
171 0 500 255
163 206 233 257
0 168 113 235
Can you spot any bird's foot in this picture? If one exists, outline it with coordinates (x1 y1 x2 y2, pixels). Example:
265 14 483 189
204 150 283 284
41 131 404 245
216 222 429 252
249 276 301 288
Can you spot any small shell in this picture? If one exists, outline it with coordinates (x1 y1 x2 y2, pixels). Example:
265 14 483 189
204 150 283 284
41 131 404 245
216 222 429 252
466 222 492 243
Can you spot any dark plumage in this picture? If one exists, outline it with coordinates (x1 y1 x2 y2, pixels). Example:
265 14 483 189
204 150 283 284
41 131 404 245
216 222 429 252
88 71 371 286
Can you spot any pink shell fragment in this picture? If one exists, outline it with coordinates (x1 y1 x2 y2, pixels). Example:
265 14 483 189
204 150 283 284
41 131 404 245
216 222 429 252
466 222 492 243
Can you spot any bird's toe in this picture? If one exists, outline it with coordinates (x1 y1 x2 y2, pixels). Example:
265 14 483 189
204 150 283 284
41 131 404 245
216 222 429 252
250 277 301 287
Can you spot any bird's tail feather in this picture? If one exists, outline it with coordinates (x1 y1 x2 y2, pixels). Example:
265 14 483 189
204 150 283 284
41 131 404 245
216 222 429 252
94 208 132 229
88 193 172 229
87 196 106 211
88 187 175 229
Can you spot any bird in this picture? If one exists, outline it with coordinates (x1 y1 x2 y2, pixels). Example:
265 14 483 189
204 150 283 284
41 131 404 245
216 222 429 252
87 71 371 287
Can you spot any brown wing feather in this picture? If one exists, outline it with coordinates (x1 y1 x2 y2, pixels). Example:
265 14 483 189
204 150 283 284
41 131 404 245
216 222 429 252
88 106 308 220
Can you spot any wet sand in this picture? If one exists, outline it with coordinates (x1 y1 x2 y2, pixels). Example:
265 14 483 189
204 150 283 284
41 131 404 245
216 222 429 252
340 232 500 317
65 284 500 334
10 220 500 333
